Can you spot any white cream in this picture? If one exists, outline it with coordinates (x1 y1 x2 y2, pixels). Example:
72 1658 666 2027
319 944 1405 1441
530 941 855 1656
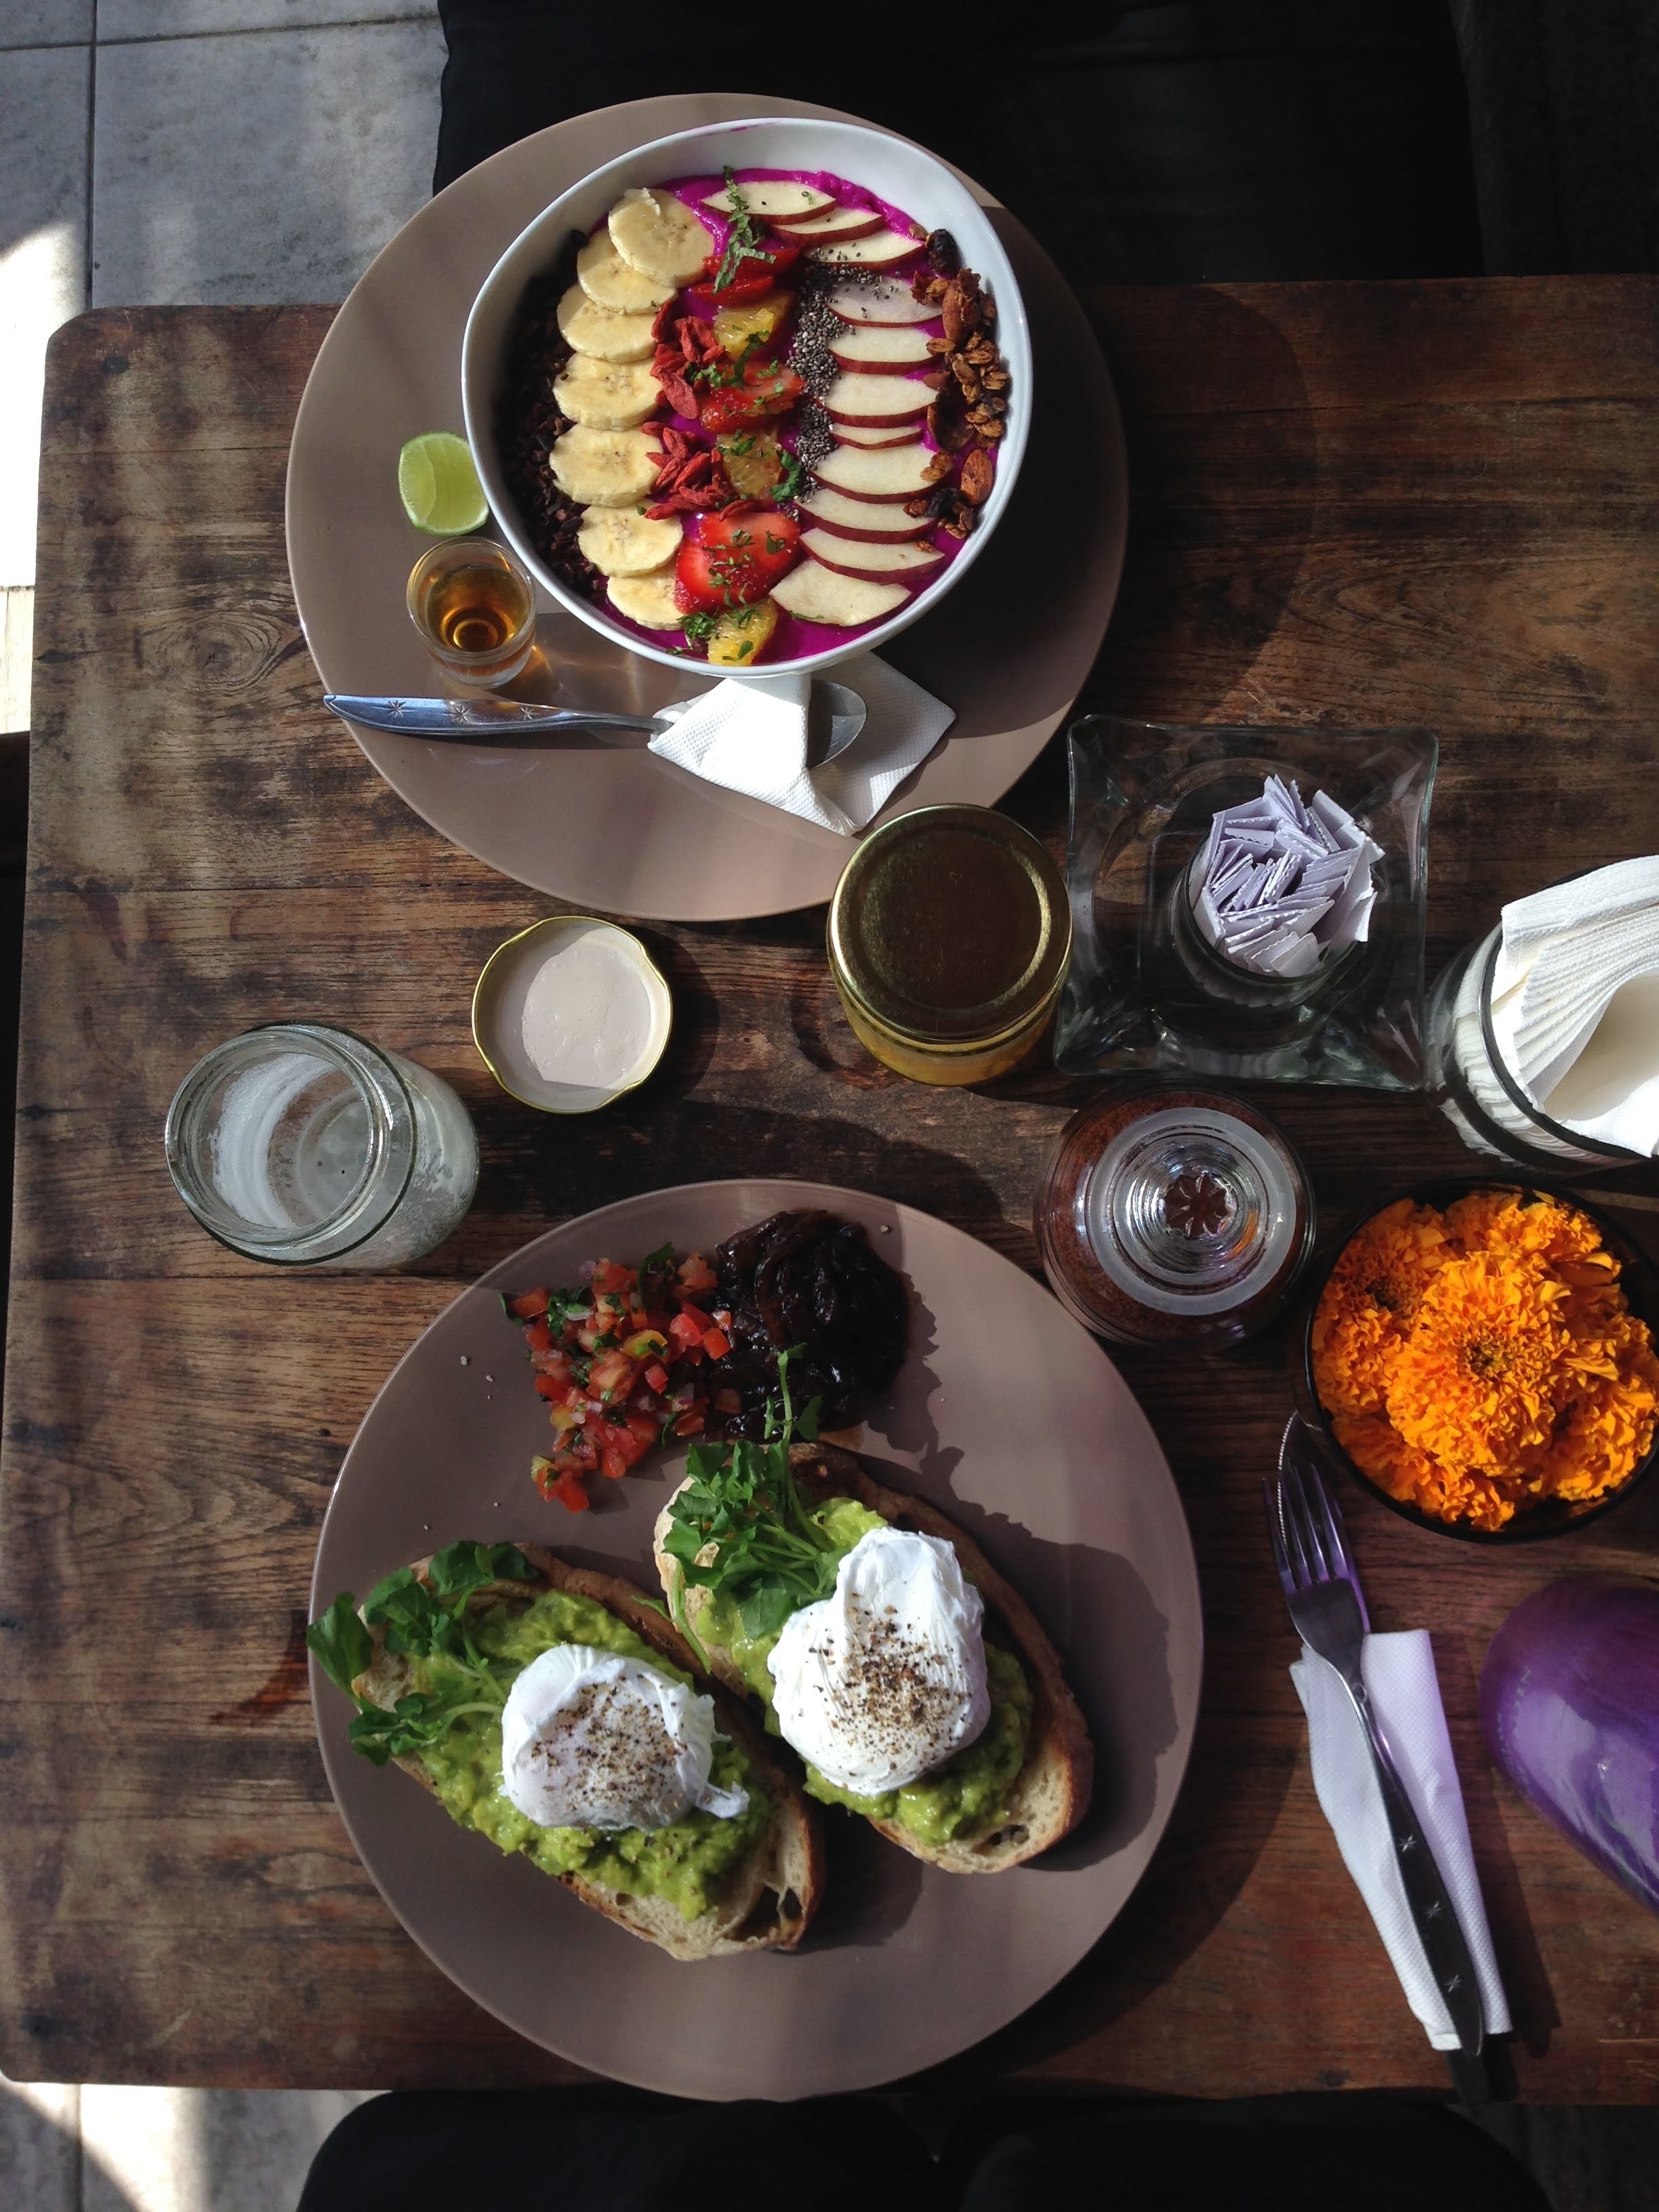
766 1527 991 1797
519 932 657 1090
499 1644 747 1832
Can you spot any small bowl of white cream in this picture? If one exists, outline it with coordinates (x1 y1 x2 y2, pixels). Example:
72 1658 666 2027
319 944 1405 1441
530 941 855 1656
471 915 672 1115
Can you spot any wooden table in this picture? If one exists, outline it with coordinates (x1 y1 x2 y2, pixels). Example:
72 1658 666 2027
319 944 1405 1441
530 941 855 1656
5 276 1658 2100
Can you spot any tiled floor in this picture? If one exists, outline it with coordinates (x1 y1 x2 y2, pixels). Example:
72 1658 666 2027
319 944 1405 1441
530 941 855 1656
0 2077 380 2211
0 0 443 728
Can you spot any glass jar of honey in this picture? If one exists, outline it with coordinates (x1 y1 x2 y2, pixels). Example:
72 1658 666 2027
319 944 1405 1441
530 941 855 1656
827 806 1071 1085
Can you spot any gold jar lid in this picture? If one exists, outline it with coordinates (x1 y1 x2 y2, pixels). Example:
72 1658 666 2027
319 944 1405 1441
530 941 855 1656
829 805 1071 1048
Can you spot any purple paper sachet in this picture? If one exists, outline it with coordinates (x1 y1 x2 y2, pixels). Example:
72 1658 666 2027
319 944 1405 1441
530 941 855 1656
1188 775 1383 979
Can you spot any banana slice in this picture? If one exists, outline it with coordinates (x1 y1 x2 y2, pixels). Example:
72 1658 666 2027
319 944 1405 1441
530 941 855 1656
607 559 682 630
578 508 682 577
548 425 662 508
608 186 714 289
556 284 656 363
576 231 676 314
553 355 661 430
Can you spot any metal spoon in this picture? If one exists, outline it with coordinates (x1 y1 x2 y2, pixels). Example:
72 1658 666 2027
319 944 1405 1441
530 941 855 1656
324 683 868 766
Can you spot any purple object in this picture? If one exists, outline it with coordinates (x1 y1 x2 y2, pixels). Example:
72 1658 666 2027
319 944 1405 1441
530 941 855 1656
1480 1576 1659 1917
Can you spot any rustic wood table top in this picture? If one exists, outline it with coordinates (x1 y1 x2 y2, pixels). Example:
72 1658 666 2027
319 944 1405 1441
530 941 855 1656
5 276 1658 2100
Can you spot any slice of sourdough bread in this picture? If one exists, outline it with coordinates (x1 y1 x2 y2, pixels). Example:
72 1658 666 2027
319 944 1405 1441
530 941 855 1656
353 1542 823 1959
653 1444 1092 1872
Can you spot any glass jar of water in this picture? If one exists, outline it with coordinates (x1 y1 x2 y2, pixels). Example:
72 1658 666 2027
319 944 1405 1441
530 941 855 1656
164 1023 478 1267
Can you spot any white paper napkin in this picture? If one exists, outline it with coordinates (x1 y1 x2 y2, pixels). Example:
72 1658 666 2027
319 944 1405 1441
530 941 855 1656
1489 856 1659 1153
648 652 954 836
1290 1631 1511 2051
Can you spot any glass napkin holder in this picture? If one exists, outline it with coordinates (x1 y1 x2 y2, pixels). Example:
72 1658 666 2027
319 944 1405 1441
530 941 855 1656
1056 717 1436 1091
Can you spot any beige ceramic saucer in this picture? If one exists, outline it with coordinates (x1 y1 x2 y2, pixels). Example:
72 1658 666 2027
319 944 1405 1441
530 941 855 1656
472 914 671 1114
285 95 1128 922
309 1179 1202 2101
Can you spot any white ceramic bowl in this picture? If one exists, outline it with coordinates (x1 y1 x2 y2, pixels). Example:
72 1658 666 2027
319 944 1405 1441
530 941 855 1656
462 117 1031 680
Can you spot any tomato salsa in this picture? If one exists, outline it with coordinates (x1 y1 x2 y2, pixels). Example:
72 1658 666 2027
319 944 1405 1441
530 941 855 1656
503 1245 735 1511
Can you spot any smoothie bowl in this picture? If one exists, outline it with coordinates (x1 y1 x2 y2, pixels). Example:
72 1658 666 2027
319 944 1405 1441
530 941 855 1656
462 118 1031 679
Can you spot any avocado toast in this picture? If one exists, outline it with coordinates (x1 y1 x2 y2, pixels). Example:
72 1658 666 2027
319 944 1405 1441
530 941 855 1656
309 1540 823 1961
655 1440 1092 1873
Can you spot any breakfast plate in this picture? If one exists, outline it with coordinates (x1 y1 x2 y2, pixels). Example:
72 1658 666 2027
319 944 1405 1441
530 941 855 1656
285 95 1128 921
310 1179 1202 2100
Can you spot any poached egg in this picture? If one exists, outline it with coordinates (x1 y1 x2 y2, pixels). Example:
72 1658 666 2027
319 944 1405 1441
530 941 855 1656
766 1526 991 1796
499 1643 749 1831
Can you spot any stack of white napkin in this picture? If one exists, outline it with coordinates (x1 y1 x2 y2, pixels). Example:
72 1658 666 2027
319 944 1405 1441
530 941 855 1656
649 653 955 836
1489 857 1659 1154
1292 1632 1512 2052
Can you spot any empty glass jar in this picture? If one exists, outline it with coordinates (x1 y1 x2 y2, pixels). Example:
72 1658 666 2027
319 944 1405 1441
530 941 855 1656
165 1023 478 1267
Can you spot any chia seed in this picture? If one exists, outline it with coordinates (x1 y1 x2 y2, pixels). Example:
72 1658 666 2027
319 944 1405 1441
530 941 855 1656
787 286 843 400
792 403 837 474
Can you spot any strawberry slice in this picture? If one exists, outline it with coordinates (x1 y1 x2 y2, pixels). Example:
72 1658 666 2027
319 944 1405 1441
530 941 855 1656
699 356 805 435
674 504 801 612
707 240 801 304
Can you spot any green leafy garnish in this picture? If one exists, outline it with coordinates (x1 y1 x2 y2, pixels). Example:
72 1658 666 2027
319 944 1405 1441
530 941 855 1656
776 449 811 504
661 1354 832 1642
712 166 779 294
682 611 720 645
307 1540 537 1766
306 1592 373 1696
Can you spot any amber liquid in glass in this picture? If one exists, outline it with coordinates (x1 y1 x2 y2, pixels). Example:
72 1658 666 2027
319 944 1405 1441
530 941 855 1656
423 562 531 655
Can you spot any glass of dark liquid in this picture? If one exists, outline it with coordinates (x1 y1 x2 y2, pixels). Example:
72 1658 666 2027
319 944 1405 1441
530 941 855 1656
406 537 535 687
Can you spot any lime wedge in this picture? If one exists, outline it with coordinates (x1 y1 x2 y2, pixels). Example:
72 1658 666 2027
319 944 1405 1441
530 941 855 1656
398 431 489 535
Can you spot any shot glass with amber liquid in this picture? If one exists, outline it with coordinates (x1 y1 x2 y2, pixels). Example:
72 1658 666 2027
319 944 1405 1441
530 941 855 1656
406 537 535 687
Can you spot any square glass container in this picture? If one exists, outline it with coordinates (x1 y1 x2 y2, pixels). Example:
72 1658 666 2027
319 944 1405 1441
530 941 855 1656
1055 717 1437 1091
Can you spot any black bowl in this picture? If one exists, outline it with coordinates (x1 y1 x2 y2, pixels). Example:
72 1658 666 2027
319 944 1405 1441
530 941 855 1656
1294 1172 1659 1544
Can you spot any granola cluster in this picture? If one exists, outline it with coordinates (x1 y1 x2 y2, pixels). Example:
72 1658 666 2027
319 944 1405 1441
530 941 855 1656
908 234 1009 538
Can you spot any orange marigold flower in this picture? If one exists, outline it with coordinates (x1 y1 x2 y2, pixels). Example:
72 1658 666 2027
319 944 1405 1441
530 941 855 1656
1443 1189 1616 1277
1315 1188 1658 1530
1387 1252 1570 1474
1333 1412 1519 1532
1532 1312 1659 1504
1310 1200 1446 1416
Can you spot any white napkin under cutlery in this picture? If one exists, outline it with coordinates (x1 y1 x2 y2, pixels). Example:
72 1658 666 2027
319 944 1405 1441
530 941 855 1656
1291 1631 1512 2051
649 651 955 836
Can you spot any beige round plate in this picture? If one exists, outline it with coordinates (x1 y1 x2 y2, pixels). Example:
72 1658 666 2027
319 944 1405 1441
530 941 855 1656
310 1181 1202 2100
285 96 1128 922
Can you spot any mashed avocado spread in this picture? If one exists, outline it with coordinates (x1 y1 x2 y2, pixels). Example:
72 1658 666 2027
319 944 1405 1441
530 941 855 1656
413 1589 767 1923
695 1498 1033 1847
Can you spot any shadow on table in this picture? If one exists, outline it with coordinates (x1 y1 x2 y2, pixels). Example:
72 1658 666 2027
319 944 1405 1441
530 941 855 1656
459 1097 1016 1279
1081 284 1318 723
1433 1632 1560 2063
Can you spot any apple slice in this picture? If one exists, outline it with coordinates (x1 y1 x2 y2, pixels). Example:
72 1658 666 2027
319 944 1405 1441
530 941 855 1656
835 424 922 449
815 442 936 501
823 373 930 427
767 203 885 243
798 488 933 542
701 180 833 220
827 277 938 327
771 558 909 627
809 228 923 270
828 324 936 374
802 530 945 582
